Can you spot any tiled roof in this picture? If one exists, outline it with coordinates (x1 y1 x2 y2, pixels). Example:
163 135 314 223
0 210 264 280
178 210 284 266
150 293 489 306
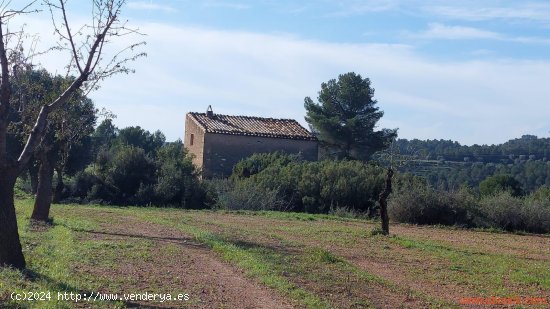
188 112 317 141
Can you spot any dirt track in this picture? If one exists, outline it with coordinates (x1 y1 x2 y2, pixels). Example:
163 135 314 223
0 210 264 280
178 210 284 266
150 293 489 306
75 211 295 308
64 208 549 308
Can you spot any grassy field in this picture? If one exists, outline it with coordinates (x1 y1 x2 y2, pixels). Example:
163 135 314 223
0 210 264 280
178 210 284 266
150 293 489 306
1 199 549 308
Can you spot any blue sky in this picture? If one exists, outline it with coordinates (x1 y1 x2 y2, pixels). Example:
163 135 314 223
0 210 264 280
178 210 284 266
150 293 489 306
18 0 550 145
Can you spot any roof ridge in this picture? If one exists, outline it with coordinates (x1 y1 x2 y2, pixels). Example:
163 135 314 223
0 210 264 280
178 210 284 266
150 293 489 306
190 112 299 122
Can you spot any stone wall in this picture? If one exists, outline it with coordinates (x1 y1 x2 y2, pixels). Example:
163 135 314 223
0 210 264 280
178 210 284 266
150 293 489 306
202 133 318 178
183 114 206 170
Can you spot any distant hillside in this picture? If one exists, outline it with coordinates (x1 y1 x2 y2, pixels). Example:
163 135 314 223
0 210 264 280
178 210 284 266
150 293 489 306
391 135 550 192
395 135 550 163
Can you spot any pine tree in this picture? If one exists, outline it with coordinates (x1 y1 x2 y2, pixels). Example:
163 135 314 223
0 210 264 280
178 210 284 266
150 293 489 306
304 72 397 161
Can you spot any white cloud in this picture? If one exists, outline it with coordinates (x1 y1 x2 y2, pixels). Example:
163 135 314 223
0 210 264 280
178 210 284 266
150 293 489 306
12 13 550 145
318 1 550 23
325 0 398 17
89 23 550 144
416 23 500 40
128 1 176 13
413 23 550 45
427 3 550 23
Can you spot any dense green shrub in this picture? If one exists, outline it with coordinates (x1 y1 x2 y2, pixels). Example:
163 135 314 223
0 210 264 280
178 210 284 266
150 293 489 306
231 151 301 179
205 178 286 211
154 141 206 208
68 145 157 205
521 199 550 233
479 174 523 197
479 192 550 233
231 154 386 213
71 170 98 199
528 186 550 202
388 179 549 233
115 126 166 156
67 141 206 207
107 145 157 204
388 184 480 227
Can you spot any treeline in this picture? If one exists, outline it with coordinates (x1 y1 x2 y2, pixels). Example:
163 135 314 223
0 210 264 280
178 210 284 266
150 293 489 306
19 119 207 208
396 135 550 162
392 135 550 192
418 160 550 192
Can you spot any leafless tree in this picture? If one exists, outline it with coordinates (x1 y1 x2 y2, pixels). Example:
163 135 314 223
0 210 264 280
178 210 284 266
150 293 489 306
0 0 145 269
374 140 413 235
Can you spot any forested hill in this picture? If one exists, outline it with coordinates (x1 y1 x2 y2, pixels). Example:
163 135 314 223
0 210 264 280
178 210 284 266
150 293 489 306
395 135 550 163
392 135 550 192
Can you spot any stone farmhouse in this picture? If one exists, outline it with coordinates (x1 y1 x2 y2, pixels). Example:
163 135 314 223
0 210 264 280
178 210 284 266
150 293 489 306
184 106 318 178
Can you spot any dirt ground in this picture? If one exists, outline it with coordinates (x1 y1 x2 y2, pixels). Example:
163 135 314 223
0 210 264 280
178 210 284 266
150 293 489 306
61 208 549 308
73 211 295 308
167 212 550 307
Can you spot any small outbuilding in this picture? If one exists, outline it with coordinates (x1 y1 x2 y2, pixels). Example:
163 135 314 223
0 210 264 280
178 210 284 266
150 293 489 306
184 106 318 178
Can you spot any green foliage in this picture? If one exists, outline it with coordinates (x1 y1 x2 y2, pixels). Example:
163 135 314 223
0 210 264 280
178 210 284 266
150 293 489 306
526 185 550 202
110 146 156 197
392 136 550 193
14 178 32 199
154 140 206 208
115 126 165 156
85 145 156 204
479 174 523 197
395 134 550 162
205 178 286 211
479 192 550 233
304 72 397 161
231 151 301 179
228 153 386 213
92 119 117 152
9 68 97 177
388 183 480 227
388 180 549 233
69 138 205 208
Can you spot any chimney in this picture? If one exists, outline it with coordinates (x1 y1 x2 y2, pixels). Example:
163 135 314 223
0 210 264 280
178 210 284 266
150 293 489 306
206 105 214 118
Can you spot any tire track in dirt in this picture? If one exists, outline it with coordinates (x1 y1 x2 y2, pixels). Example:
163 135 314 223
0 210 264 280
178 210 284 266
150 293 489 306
74 210 296 309
390 224 550 261
170 213 437 308
184 213 549 307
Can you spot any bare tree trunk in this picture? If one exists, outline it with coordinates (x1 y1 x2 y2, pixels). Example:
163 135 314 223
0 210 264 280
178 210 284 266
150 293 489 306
30 155 54 222
29 165 38 195
0 166 26 269
378 168 394 235
52 167 64 203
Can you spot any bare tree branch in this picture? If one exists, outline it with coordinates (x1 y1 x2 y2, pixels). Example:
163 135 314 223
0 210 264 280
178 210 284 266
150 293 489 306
58 0 82 73
15 0 145 169
0 1 38 21
17 74 84 168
